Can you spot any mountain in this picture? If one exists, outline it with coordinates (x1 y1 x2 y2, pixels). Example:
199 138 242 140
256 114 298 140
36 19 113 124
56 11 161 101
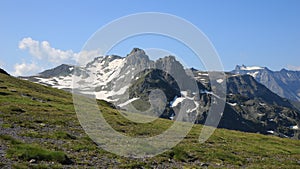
21 49 300 139
233 65 300 102
38 64 75 78
22 48 197 106
1 68 300 168
21 64 75 91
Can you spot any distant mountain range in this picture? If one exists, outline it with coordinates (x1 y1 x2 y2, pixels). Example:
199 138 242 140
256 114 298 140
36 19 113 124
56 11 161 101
232 65 300 102
20 48 300 139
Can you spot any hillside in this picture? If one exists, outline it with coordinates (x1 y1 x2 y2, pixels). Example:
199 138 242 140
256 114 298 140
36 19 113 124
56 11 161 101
1 69 300 168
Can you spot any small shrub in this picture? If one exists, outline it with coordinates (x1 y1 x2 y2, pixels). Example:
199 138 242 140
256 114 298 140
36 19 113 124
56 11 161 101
0 135 73 165
7 143 73 164
1 123 13 129
169 147 190 162
11 106 26 113
52 131 76 140
0 134 22 145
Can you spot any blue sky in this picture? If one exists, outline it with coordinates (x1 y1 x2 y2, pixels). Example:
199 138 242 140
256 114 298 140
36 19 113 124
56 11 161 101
0 0 300 75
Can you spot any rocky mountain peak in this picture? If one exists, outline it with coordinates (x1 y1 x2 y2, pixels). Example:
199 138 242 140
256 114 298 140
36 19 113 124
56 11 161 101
124 48 152 69
87 55 123 67
155 55 184 71
129 48 146 55
127 48 148 60
235 65 266 71
280 68 287 72
38 64 74 78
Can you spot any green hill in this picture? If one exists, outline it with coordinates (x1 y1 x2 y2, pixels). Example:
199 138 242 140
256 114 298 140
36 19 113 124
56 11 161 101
0 72 300 168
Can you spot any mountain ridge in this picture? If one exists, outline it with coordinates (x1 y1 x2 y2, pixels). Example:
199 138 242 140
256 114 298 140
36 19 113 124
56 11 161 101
19 49 300 139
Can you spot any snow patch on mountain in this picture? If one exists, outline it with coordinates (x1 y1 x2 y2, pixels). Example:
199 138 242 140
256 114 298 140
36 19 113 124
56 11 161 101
247 71 259 78
239 65 264 71
290 125 299 130
171 97 185 107
118 98 139 107
227 102 237 106
216 79 224 83
87 56 125 86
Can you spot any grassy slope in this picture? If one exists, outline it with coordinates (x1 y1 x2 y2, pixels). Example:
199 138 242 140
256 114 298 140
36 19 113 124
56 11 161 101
0 73 299 168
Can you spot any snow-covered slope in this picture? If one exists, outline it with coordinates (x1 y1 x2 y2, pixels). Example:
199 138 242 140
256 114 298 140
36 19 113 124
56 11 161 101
22 48 201 109
21 64 75 90
22 48 207 123
23 49 151 101
239 65 265 71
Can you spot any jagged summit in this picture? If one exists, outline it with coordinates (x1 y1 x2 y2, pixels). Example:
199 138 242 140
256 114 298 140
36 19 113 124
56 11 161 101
235 65 266 71
38 64 74 78
129 48 146 55
125 48 150 66
93 55 122 62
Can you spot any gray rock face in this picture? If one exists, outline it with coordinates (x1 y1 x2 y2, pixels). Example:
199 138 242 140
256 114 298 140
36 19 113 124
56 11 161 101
38 64 75 78
225 74 300 138
192 69 300 139
128 68 181 119
155 56 193 90
125 48 153 68
233 65 300 101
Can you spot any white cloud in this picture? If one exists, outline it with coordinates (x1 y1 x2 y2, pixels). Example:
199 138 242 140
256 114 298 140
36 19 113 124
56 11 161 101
19 37 43 59
13 62 41 76
74 50 102 66
287 65 300 71
19 37 101 66
16 37 102 76
19 37 75 63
